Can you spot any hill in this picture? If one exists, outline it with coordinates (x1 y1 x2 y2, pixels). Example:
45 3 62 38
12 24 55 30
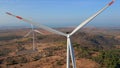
0 27 120 68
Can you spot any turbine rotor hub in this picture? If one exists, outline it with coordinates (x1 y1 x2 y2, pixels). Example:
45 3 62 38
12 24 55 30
67 34 70 38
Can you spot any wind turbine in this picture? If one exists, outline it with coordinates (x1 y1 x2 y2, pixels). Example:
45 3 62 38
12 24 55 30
6 0 115 68
24 24 43 51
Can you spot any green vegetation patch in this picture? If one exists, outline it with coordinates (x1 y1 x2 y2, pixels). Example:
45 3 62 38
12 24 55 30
92 49 120 68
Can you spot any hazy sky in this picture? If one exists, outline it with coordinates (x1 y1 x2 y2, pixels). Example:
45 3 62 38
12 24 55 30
0 0 120 27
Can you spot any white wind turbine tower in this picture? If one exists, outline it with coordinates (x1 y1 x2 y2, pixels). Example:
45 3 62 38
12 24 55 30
24 24 43 51
6 0 115 68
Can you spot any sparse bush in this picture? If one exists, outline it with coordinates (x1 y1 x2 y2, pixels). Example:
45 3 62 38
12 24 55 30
19 57 28 63
56 59 64 66
6 57 18 65
37 35 45 40
46 51 53 57
0 48 11 56
6 56 28 65
33 55 41 61
17 45 26 51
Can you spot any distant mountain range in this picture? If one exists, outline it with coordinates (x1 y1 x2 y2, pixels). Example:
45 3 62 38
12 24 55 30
0 26 29 30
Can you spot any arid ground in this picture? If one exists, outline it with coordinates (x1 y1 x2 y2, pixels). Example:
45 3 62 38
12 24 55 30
0 27 120 68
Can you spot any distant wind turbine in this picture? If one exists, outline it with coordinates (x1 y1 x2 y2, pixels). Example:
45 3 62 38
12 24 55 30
6 0 115 68
24 24 43 51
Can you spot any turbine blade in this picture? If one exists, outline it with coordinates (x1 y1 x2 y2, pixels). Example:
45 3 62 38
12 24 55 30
6 12 67 37
34 30 44 35
68 38 76 68
24 30 32 37
69 0 115 36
